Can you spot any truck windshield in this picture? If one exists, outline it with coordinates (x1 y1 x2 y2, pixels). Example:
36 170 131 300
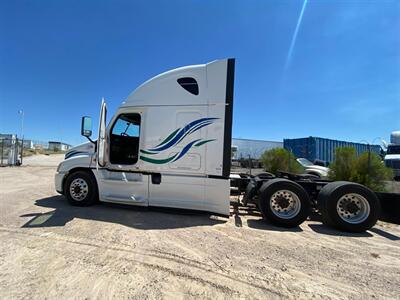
297 158 313 167
387 145 400 155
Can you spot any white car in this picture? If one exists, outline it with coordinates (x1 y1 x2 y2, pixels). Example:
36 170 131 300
296 158 329 178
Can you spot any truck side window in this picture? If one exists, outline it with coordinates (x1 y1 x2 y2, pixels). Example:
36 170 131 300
177 77 199 95
109 113 141 165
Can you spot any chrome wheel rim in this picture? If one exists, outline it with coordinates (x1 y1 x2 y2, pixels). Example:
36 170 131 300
270 190 301 219
69 178 89 201
336 193 370 224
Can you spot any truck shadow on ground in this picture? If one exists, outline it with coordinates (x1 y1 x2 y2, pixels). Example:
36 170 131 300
231 202 400 239
307 224 373 237
307 213 400 239
21 196 400 240
246 219 303 232
231 202 304 232
20 196 226 230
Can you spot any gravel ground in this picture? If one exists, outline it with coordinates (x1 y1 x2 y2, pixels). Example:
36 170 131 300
0 155 400 299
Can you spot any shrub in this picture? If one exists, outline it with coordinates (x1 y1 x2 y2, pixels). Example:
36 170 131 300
350 152 393 192
328 147 393 192
328 147 357 181
260 148 304 174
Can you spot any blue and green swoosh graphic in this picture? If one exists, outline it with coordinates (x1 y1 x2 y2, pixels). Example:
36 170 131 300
140 117 218 164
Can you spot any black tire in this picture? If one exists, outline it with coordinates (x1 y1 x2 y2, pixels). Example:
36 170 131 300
317 181 380 232
258 178 310 227
64 170 98 206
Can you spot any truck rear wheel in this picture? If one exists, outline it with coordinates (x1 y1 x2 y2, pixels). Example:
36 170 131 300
64 171 98 206
317 181 380 232
258 179 310 227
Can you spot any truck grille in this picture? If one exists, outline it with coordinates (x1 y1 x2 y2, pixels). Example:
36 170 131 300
385 159 400 169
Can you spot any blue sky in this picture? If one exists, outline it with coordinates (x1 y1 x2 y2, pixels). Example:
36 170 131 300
0 0 399 146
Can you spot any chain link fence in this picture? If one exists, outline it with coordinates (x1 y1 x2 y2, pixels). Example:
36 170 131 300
0 137 24 166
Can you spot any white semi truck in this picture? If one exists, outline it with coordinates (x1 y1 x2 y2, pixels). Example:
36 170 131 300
56 59 398 232
384 131 400 181
56 59 235 216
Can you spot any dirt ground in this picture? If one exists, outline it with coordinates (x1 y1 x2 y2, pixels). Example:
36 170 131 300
1 155 400 299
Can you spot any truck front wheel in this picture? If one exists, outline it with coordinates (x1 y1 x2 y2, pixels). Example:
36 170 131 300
258 179 310 228
64 171 98 206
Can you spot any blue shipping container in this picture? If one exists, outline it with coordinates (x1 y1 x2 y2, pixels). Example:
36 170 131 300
284 137 382 163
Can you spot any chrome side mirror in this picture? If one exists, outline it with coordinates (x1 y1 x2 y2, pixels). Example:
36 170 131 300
81 116 92 137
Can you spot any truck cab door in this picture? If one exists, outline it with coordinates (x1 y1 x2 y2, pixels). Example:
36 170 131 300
97 99 107 168
94 104 149 207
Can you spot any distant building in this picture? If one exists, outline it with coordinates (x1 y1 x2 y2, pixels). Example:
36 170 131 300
33 140 49 149
23 139 34 149
232 138 283 160
48 141 72 151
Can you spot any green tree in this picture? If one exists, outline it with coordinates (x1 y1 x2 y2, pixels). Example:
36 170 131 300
260 148 304 174
328 147 393 192
328 147 357 181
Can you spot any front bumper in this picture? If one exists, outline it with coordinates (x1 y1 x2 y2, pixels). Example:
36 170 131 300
55 172 66 194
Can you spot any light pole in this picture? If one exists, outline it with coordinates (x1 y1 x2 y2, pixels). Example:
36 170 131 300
372 137 381 145
18 109 24 139
372 137 385 150
371 137 386 160
18 110 24 164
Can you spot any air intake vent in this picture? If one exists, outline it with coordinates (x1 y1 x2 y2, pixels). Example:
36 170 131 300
177 77 199 95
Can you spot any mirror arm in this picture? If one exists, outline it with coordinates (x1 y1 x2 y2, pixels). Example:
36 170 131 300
85 136 96 145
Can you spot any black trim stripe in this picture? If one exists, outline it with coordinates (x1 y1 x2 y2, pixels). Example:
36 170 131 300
102 167 228 180
222 58 235 178
208 175 230 180
65 151 89 159
105 168 152 175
